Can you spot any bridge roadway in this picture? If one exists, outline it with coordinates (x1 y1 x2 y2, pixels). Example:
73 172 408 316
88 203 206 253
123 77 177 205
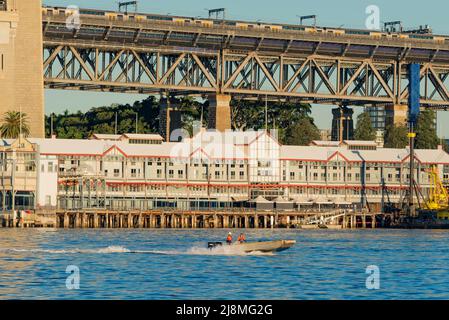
42 11 449 108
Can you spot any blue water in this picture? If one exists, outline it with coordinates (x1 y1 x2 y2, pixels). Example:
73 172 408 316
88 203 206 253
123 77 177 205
0 228 449 300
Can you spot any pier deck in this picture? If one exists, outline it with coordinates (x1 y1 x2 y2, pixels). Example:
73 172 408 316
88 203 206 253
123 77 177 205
1 209 387 229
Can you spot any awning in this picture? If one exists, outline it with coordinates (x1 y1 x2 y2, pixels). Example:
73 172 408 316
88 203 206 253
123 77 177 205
315 198 335 205
294 198 314 205
274 196 293 204
231 196 249 202
250 196 273 203
215 197 231 202
250 196 274 210
334 199 353 205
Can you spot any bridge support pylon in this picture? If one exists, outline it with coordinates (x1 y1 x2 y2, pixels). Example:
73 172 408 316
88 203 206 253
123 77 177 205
0 0 44 138
208 94 231 132
159 97 182 142
385 104 408 128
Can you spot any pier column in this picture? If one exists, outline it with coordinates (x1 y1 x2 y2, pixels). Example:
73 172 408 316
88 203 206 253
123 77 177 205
192 214 197 228
78 213 84 228
385 104 408 127
223 215 228 228
83 214 89 228
74 213 79 228
362 215 367 229
139 214 144 228
63 213 69 228
207 94 231 132
254 214 259 228
161 214 166 228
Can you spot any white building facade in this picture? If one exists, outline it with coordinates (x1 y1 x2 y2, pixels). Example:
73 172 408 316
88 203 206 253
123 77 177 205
2 131 449 212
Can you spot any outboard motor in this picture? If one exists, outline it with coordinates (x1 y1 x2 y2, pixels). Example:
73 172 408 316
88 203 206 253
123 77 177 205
208 242 223 250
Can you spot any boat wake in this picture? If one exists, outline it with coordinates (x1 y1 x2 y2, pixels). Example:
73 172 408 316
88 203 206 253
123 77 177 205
0 245 274 256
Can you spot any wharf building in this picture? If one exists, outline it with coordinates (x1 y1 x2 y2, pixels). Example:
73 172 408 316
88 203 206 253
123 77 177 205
1 130 449 213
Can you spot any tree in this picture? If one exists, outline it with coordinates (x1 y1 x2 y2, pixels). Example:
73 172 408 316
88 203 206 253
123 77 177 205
384 124 408 148
354 111 376 141
0 111 31 138
284 117 320 146
415 109 439 149
44 95 318 144
230 99 313 143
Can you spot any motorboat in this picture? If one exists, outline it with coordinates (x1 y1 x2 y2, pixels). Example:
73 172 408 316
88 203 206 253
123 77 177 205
207 240 296 253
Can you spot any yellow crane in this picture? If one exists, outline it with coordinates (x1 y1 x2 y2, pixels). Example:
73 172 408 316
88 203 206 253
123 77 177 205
425 166 449 219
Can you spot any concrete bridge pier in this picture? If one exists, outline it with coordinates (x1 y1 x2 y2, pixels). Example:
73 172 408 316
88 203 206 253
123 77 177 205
208 94 231 132
159 98 182 142
386 104 408 127
0 0 45 137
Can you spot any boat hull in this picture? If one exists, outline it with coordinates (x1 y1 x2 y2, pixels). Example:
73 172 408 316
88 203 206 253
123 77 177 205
209 240 296 253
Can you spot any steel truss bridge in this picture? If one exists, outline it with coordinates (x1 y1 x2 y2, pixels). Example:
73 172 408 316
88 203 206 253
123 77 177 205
42 11 449 108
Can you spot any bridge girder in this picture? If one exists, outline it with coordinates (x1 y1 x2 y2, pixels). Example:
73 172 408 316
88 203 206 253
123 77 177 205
42 12 449 109
43 43 449 109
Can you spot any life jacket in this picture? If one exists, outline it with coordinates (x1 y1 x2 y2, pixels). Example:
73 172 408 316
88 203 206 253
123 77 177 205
238 235 246 242
226 235 232 242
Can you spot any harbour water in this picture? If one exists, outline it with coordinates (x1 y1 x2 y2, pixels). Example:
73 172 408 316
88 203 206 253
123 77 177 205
0 229 449 300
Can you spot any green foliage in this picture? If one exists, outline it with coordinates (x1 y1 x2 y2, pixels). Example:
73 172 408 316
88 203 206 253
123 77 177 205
230 99 314 144
384 124 408 148
45 96 316 145
354 111 376 141
284 117 321 146
0 111 31 138
46 97 160 139
415 109 439 149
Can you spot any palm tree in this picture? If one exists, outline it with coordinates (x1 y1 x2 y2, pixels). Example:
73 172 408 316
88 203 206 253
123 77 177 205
0 111 31 138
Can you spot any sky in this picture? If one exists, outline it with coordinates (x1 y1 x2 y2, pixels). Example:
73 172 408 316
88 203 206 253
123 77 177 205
43 0 449 137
